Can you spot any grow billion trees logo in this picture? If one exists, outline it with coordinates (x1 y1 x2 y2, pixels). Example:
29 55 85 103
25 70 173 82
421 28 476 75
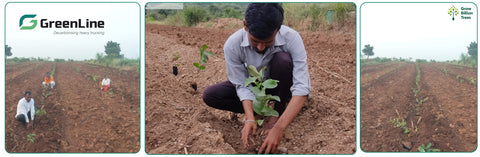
448 5 473 21
19 14 105 30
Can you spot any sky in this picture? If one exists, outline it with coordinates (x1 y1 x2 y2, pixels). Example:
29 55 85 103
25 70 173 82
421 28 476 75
361 3 477 61
5 3 140 60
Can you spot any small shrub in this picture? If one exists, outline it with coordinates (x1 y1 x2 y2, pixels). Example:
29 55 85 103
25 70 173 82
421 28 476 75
390 117 410 134
27 133 36 143
418 143 440 152
193 44 215 72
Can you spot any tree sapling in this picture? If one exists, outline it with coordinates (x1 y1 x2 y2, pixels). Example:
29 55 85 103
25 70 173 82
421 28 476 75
244 65 280 126
193 44 215 72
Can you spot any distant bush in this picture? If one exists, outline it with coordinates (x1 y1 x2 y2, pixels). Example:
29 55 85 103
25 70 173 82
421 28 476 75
54 58 66 62
91 52 139 70
183 7 207 26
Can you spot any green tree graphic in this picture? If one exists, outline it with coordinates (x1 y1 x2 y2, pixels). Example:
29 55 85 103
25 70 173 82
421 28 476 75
448 6 459 21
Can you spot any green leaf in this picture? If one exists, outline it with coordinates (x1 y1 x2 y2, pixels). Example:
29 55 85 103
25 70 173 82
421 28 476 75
262 106 279 117
201 44 207 53
193 62 200 68
199 65 206 70
252 100 263 115
249 87 264 97
266 95 280 102
204 51 215 56
426 143 432 149
255 119 264 126
247 65 260 77
419 147 425 152
244 77 257 87
262 79 279 89
259 66 267 80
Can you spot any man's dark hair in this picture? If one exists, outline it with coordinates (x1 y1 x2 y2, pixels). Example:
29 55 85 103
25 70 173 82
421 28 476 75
245 3 284 39
24 91 31 96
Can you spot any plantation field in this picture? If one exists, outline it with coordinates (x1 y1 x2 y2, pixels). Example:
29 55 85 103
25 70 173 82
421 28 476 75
361 62 477 152
145 22 355 154
5 61 140 152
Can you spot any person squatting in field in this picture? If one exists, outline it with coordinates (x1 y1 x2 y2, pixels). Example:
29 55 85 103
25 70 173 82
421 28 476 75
100 74 111 91
15 91 35 130
202 3 310 154
42 72 55 89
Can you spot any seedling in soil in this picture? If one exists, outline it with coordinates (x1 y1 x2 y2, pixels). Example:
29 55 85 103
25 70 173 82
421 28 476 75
418 143 440 152
469 77 476 85
193 44 215 72
244 65 280 126
413 64 421 97
173 52 180 61
456 75 461 79
27 133 36 143
415 97 429 113
92 75 98 82
35 107 46 116
441 68 448 76
390 117 411 134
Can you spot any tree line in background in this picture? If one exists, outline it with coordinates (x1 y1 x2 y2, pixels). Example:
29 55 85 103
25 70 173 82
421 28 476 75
361 42 478 67
146 3 355 31
5 41 139 72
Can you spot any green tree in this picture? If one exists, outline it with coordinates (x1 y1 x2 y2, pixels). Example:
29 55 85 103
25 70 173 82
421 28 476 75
104 41 123 58
183 7 207 26
5 45 12 57
362 44 374 59
467 41 477 57
223 7 241 18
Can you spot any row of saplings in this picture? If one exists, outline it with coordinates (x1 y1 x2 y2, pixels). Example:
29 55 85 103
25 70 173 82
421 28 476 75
389 63 439 152
25 63 56 143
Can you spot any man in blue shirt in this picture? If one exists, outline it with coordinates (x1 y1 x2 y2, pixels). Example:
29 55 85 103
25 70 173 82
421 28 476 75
203 3 311 154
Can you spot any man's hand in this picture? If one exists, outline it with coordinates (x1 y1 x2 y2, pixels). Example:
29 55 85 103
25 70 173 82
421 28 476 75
258 126 283 154
241 121 257 147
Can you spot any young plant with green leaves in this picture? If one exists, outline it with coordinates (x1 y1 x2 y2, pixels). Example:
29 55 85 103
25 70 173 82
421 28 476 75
412 64 421 97
35 107 46 116
469 77 476 85
193 44 215 72
390 117 411 134
173 52 180 61
27 133 36 143
244 65 280 126
418 142 440 152
415 97 429 112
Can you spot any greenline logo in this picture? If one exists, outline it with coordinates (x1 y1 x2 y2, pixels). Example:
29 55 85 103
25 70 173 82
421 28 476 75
448 6 459 21
19 14 37 30
19 14 105 30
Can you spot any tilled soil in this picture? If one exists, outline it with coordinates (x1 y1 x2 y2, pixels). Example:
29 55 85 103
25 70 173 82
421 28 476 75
361 62 476 152
5 62 140 153
146 22 355 154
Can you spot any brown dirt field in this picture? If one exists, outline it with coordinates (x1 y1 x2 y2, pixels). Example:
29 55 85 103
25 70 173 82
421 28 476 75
361 62 477 152
5 61 139 153
146 23 355 154
360 62 405 86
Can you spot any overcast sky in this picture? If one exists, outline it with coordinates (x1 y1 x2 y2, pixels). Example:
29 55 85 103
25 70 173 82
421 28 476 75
361 3 477 61
6 3 140 60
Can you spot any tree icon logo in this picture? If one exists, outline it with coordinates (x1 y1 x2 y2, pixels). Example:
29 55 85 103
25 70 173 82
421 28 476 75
448 6 459 21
